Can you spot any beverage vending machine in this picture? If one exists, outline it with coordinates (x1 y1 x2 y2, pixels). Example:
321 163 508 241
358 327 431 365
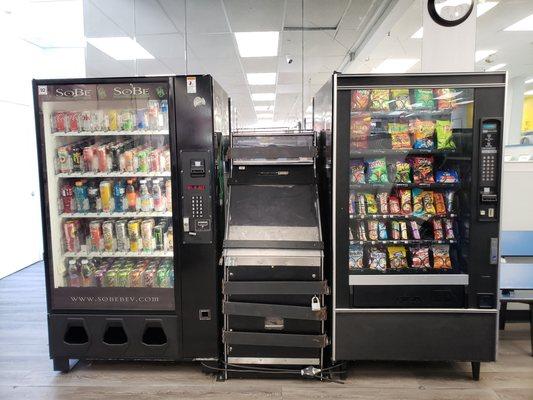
315 72 505 380
33 75 228 371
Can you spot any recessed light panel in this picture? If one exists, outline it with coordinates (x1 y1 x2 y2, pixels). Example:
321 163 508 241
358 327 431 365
87 37 154 61
247 73 276 85
235 32 279 57
252 93 276 101
504 14 533 31
372 59 419 73
477 1 498 17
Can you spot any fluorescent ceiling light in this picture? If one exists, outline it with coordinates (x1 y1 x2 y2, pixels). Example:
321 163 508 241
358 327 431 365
525 78 533 84
372 58 419 73
477 1 498 17
255 105 273 111
247 73 276 85
475 49 497 62
504 14 533 31
235 31 279 57
87 37 154 60
525 90 533 96
486 63 506 72
411 27 423 39
252 93 276 101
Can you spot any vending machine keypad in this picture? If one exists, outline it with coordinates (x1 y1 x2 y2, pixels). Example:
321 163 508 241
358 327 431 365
478 119 501 221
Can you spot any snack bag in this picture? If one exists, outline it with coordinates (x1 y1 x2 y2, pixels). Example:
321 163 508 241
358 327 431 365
349 191 356 214
411 247 431 269
436 119 455 150
398 189 412 215
433 218 444 240
389 195 401 214
390 88 412 110
399 221 408 240
349 244 364 270
378 221 388 240
434 88 456 110
389 123 411 149
388 246 408 269
350 114 371 149
410 119 435 149
434 192 446 215
357 193 366 215
395 161 411 183
412 188 424 216
368 220 379 240
443 218 454 239
444 190 455 213
364 193 378 214
436 169 459 183
423 190 436 215
413 88 435 109
351 89 370 111
358 221 368 241
368 247 387 271
349 227 354 241
367 158 389 183
432 245 452 269
350 159 366 184
370 89 390 111
410 220 421 239
391 221 400 240
411 156 434 183
376 192 389 214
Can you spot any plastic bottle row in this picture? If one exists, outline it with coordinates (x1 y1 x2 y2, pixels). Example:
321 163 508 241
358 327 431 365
63 257 173 288
60 178 171 214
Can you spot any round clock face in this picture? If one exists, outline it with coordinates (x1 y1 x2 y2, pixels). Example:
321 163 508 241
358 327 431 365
428 0 474 27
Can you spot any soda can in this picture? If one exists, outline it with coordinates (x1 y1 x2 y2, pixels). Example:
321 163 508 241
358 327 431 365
141 220 153 252
89 220 102 251
117 265 133 287
80 110 92 131
108 110 118 131
120 110 135 131
80 259 95 287
83 145 95 172
128 220 141 252
104 268 119 287
166 226 173 251
63 220 79 252
52 111 67 133
96 145 108 172
136 108 148 130
141 264 157 287
94 268 107 287
102 220 114 251
67 111 80 132
154 225 164 250
99 180 112 212
115 220 128 251
149 149 160 172
166 263 174 288
130 261 146 287
57 146 72 173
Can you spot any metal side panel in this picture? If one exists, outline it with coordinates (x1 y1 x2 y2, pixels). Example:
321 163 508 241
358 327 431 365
223 331 328 348
224 248 323 267
334 311 497 362
223 301 327 321
223 280 329 295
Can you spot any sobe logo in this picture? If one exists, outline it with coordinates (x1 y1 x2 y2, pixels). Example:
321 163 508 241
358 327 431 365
55 88 92 97
113 84 149 96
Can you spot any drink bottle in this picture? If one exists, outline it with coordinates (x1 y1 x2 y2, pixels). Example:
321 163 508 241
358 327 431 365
60 183 73 213
67 259 81 287
87 182 99 212
99 180 112 212
152 179 164 212
160 100 169 130
126 179 137 211
139 179 152 212
73 181 87 212
113 180 125 212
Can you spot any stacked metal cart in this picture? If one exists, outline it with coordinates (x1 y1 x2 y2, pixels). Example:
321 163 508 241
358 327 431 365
221 129 329 378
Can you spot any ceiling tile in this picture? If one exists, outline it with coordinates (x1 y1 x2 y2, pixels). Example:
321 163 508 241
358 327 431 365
136 34 185 59
84 0 134 37
284 0 349 28
186 0 230 34
224 0 284 31
133 0 178 35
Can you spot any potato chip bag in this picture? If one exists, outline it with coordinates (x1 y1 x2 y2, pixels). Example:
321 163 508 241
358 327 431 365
368 220 379 240
357 193 366 215
434 88 456 110
390 88 412 110
366 157 389 183
411 156 434 183
364 193 378 214
370 89 390 111
410 247 430 269
351 89 370 111
423 191 436 215
395 161 411 183
389 195 401 214
436 119 455 149
350 113 371 149
376 192 389 214
410 220 421 239
434 192 446 215
409 119 435 149
444 218 454 239
398 189 412 215
432 245 452 269
368 247 387 271
388 122 411 149
349 191 356 214
399 221 408 240
412 188 424 216
378 221 388 240
350 159 366 184
349 244 364 270
387 246 408 269
436 169 459 183
391 221 400 240
433 218 444 240
357 221 368 241
413 88 434 109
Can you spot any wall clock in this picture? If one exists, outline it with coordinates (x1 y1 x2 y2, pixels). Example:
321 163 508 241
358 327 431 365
428 0 474 27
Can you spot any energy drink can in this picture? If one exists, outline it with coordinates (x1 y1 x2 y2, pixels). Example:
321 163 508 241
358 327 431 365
141 265 157 287
102 220 114 251
115 220 128 251
156 265 170 288
154 225 164 250
128 220 141 252
130 261 146 287
141 219 154 252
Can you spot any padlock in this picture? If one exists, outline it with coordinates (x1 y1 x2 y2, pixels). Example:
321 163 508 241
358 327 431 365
311 295 320 311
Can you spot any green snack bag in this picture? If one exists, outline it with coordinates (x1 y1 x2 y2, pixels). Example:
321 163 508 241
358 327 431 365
390 88 412 110
436 119 455 149
367 157 389 183
414 88 434 109
395 161 411 183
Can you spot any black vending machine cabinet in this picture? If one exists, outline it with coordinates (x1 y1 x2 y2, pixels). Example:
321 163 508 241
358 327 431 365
33 75 228 371
314 73 505 380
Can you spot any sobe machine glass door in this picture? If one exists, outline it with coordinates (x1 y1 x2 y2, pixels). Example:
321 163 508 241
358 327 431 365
36 80 176 311
347 86 473 307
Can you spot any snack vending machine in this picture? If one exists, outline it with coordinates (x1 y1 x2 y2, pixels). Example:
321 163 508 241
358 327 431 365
315 73 505 380
33 75 227 371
